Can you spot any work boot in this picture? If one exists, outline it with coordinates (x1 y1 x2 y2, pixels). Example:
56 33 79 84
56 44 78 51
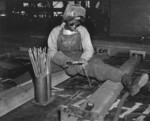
130 73 149 96
121 73 132 90
121 73 149 96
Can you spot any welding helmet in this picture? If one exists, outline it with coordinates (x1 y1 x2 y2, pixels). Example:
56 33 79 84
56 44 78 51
63 4 86 22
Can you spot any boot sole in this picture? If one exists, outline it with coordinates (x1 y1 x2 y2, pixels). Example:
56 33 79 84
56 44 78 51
130 73 149 96
138 73 149 88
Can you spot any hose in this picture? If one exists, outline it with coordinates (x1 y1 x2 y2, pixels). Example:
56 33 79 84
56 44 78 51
113 92 129 121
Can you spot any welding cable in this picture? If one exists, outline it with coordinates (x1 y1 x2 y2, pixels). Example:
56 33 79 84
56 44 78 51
113 92 129 121
67 61 92 88
82 64 92 88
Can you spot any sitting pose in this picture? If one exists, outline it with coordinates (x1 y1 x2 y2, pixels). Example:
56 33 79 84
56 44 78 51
48 3 133 90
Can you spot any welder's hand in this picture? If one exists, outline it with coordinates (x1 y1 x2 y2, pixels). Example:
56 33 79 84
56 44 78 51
78 58 88 67
53 51 74 68
65 65 82 76
65 59 88 76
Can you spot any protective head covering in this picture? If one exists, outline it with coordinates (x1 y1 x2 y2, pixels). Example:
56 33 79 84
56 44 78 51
63 4 86 22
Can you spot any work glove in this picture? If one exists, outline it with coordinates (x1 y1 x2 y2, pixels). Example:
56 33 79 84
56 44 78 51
65 58 88 76
53 51 73 68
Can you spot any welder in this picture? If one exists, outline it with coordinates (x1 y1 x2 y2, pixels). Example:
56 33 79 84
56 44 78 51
48 3 135 92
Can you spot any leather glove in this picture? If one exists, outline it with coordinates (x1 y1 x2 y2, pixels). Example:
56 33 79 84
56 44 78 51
53 51 73 68
65 65 81 76
65 58 88 76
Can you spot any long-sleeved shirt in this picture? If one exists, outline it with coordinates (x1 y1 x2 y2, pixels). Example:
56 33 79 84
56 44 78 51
48 22 94 61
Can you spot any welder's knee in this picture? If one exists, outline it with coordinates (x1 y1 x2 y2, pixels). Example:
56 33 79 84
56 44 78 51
90 57 104 65
89 60 106 81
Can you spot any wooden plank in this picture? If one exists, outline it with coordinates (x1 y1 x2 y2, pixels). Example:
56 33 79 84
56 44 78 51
80 56 141 120
93 40 150 54
0 70 70 117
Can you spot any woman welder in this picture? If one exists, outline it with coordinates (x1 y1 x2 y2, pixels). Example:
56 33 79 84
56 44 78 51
48 4 136 91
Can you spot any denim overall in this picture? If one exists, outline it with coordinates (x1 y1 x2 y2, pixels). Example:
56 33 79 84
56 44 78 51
56 28 124 82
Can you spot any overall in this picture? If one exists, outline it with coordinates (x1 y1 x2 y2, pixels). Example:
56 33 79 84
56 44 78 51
55 28 124 82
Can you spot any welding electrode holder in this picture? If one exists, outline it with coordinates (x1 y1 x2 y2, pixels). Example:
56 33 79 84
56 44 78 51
33 74 53 106
66 61 83 65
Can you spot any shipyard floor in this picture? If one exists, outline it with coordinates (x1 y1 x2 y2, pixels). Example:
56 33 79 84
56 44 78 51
0 28 150 121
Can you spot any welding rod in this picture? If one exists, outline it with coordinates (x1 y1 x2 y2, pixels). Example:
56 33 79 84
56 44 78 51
82 65 92 88
28 47 50 78
28 49 39 77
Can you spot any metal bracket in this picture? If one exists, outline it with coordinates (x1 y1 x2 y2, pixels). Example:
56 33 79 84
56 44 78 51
129 50 146 59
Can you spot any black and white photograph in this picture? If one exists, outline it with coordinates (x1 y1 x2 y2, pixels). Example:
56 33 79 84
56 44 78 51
0 0 150 121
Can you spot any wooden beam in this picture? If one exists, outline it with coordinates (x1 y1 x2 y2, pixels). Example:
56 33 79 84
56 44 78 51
93 40 150 54
0 70 70 117
61 56 143 121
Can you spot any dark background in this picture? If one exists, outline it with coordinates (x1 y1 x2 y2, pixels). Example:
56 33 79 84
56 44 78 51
0 0 150 54
110 0 150 37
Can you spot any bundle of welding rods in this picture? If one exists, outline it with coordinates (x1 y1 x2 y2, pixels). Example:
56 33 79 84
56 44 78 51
28 47 51 77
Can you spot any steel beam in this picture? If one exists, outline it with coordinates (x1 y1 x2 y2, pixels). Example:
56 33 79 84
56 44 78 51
61 55 142 121
80 56 141 121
